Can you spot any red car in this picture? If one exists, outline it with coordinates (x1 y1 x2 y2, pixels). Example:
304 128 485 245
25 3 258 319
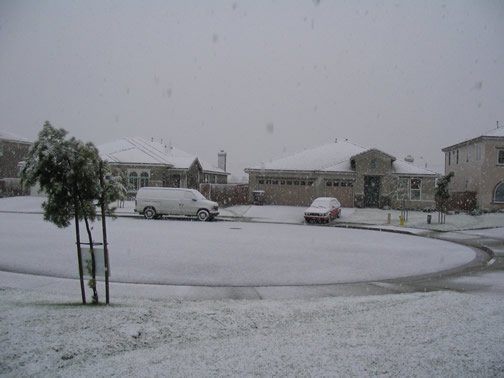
304 197 341 223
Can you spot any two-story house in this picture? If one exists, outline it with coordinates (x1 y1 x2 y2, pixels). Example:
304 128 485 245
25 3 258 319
442 126 504 210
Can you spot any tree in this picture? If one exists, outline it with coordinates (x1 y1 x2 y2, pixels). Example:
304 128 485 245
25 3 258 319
435 172 454 224
22 122 121 304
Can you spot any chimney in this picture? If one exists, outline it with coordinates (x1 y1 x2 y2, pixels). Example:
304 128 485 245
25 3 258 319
404 155 414 163
218 150 227 172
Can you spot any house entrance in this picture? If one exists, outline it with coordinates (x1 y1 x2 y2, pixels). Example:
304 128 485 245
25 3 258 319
364 176 381 208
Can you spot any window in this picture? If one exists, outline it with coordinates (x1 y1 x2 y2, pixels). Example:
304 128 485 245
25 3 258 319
410 178 421 200
128 172 138 190
448 152 451 166
140 172 149 187
498 150 504 165
456 150 459 164
476 144 482 161
494 182 504 203
397 178 408 200
397 178 421 200
128 170 150 190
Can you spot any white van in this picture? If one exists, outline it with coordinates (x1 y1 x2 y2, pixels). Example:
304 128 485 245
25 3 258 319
134 187 219 221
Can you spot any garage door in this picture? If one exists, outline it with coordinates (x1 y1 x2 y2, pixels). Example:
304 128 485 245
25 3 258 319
324 181 354 207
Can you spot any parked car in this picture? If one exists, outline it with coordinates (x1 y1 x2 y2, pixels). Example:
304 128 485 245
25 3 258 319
135 187 219 221
304 197 341 223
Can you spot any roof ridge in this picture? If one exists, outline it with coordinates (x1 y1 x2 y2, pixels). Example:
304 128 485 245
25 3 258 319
127 137 173 165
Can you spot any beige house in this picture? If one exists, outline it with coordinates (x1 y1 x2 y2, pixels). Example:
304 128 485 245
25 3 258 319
98 137 229 196
442 126 504 210
245 139 438 209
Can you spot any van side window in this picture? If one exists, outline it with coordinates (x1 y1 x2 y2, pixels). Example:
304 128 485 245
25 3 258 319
184 191 195 200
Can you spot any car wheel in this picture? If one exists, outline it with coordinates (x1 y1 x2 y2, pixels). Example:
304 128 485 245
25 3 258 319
197 209 210 221
144 206 157 220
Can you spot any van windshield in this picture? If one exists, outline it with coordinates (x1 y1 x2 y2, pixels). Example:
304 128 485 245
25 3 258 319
193 191 207 201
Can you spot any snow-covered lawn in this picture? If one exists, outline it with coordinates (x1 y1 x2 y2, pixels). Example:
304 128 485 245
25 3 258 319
1 196 503 376
1 286 503 376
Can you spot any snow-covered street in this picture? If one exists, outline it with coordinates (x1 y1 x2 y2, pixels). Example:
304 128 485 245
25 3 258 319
0 197 503 376
0 213 478 287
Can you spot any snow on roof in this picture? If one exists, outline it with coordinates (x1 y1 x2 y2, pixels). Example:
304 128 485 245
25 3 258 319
391 159 439 176
248 140 367 172
443 126 504 151
0 131 31 144
247 139 437 176
98 137 226 174
482 126 504 138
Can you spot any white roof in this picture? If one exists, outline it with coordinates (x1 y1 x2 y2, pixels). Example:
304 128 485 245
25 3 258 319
250 140 367 172
247 139 436 176
483 127 504 138
391 159 438 176
0 131 31 144
443 126 504 151
98 137 226 174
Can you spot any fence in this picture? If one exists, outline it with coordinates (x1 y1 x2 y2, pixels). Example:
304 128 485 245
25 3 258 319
199 183 249 207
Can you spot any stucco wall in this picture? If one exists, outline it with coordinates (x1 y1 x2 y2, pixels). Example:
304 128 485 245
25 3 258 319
444 137 504 210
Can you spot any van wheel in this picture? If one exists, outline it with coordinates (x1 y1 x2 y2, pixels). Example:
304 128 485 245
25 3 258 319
144 207 157 220
197 209 210 221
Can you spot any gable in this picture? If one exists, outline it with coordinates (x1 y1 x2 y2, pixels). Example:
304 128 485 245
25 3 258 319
351 149 396 163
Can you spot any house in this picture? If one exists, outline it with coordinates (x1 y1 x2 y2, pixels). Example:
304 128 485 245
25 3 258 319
98 137 229 196
442 126 504 210
0 131 32 195
244 139 438 209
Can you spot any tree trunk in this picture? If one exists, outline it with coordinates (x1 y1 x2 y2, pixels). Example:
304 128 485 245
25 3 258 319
74 207 86 305
84 216 98 304
99 161 110 304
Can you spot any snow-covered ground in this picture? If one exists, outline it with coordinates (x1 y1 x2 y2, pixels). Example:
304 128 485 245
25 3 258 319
3 196 504 231
0 213 477 287
1 196 503 376
1 286 503 376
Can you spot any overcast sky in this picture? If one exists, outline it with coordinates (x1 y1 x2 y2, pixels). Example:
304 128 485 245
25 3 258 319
1 0 503 177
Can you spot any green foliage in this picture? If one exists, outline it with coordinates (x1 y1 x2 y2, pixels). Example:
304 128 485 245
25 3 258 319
21 121 121 227
435 172 454 212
